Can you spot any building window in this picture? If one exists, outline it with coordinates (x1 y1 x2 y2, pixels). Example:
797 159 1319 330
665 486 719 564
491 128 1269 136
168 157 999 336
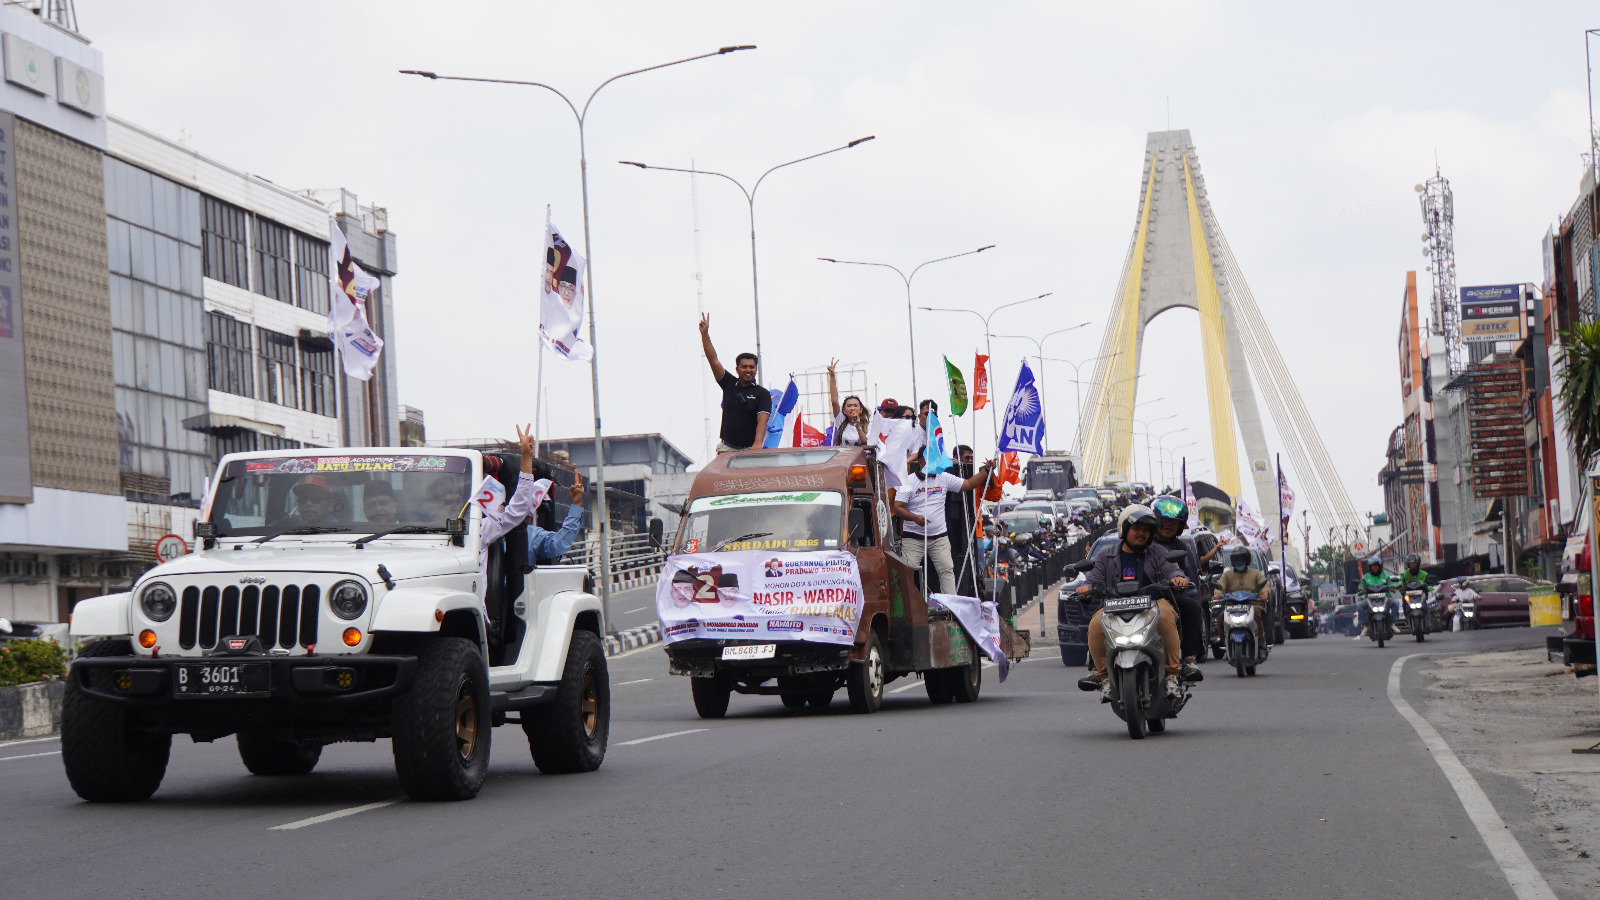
300 338 337 417
254 217 293 303
205 312 253 397
202 196 249 288
295 233 330 315
259 328 298 408
214 430 304 460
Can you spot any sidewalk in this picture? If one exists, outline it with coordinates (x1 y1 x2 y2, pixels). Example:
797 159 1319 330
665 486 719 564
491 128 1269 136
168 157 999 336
1418 648 1600 897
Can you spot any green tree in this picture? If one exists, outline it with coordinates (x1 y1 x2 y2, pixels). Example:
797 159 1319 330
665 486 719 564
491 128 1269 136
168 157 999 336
1555 319 1600 472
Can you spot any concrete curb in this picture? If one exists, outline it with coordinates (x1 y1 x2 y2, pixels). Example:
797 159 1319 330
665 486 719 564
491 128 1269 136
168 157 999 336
605 623 661 657
0 680 65 742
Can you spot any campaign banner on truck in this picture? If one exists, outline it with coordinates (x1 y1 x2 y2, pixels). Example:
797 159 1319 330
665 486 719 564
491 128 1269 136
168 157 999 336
656 549 865 646
929 593 1009 681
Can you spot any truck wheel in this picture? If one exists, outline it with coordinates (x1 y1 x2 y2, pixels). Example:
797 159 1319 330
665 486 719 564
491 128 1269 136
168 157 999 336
391 636 491 801
951 655 982 703
691 676 732 719
777 677 807 709
237 734 321 776
847 630 885 714
925 670 953 705
806 689 834 709
61 639 171 802
524 630 609 774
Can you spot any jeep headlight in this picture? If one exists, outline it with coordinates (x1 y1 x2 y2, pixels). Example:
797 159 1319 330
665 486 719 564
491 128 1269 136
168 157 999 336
329 581 369 620
139 582 176 622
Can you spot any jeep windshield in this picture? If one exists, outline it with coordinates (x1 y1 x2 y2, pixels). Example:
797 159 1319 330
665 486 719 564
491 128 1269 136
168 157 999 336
676 490 844 554
207 454 473 538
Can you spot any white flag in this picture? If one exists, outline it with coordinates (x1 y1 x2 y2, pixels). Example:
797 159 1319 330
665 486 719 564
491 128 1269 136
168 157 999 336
328 219 384 381
868 411 921 490
540 215 593 361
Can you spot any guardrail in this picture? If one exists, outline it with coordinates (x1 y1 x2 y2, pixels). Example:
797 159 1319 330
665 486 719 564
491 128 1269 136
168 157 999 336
565 532 666 593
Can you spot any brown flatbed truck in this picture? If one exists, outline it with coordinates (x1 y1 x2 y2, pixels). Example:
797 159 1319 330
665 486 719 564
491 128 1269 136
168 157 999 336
655 445 1029 717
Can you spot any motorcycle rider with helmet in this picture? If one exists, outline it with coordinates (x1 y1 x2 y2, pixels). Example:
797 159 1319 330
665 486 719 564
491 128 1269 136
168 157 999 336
1149 495 1206 683
1357 556 1395 638
1213 546 1271 647
1396 551 1438 625
1074 505 1191 702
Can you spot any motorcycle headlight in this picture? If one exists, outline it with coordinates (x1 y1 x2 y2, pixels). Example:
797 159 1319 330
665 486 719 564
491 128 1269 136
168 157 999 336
329 580 369 620
139 582 176 622
1104 608 1154 635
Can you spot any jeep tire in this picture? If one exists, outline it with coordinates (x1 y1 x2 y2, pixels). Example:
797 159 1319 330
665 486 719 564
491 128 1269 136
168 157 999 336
237 734 321 776
523 629 609 774
61 639 171 802
391 637 490 801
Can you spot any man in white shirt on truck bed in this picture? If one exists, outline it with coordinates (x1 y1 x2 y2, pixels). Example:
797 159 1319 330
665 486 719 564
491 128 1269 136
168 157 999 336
893 449 993 595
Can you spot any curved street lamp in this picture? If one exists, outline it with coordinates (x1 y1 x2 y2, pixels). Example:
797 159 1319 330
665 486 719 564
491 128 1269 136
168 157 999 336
620 135 875 382
917 292 1052 448
400 45 756 631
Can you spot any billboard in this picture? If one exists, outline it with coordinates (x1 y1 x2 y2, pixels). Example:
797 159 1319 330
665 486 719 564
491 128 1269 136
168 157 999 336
0 110 31 503
1459 284 1524 343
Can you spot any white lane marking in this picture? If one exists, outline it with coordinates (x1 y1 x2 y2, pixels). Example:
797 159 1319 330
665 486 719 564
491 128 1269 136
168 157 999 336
269 799 402 831
1388 655 1557 900
615 678 652 686
608 643 664 660
0 735 61 749
617 728 707 747
887 680 924 694
0 750 61 762
623 607 648 614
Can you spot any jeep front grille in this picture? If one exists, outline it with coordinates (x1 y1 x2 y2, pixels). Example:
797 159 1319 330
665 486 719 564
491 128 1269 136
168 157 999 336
178 583 321 651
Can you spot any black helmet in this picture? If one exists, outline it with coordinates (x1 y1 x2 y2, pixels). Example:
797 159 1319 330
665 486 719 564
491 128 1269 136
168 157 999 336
1118 504 1158 542
1150 495 1186 526
1403 553 1421 570
1229 547 1251 570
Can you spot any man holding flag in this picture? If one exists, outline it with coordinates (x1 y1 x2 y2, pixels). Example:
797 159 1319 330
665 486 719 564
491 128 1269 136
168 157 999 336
893 435 994 595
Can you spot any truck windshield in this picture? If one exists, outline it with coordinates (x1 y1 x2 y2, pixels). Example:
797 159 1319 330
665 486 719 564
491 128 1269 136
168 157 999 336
677 490 844 554
207 454 472 537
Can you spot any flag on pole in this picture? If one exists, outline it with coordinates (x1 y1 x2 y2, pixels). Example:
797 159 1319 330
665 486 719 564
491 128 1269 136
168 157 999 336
1182 458 1200 530
327 219 384 381
944 356 968 416
972 353 990 410
869 410 922 489
763 378 799 448
924 410 954 474
1236 500 1269 550
540 214 593 361
997 360 1046 455
1278 467 1295 526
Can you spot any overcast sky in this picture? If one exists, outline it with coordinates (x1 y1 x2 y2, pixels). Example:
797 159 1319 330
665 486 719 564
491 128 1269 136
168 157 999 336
78 0 1599 544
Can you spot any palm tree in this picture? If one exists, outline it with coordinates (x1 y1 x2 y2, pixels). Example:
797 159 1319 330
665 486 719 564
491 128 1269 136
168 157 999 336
1555 319 1600 472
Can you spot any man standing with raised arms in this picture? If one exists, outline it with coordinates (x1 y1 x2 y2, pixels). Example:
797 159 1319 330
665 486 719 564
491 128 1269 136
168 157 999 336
699 314 770 452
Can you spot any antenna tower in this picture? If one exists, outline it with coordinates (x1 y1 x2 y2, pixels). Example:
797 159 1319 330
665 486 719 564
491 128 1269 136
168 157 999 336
1419 169 1463 374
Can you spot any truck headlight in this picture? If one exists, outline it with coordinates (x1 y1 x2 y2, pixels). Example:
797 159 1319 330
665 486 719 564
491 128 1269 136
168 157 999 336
329 581 369 620
139 582 176 622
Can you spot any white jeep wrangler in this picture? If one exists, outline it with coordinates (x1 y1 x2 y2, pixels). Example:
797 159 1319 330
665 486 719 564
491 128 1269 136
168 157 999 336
64 447 609 802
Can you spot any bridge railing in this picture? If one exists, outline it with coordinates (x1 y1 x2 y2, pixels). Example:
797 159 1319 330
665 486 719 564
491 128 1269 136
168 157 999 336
564 531 666 593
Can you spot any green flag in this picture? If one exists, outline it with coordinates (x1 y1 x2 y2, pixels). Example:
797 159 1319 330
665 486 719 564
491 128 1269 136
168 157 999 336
944 356 968 416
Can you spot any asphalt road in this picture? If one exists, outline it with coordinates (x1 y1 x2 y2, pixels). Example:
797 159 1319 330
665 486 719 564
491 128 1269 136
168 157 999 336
0 624 1578 899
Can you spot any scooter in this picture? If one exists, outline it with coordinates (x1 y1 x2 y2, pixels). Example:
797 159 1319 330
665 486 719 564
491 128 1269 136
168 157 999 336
1364 590 1395 647
1218 590 1268 677
1397 581 1430 642
1081 572 1190 740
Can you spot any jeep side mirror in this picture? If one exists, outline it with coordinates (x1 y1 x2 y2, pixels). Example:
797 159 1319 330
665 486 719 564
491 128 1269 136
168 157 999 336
848 507 867 545
648 517 665 550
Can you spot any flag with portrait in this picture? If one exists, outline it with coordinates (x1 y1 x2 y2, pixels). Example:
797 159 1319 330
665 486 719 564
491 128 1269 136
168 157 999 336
327 219 384 381
541 214 593 361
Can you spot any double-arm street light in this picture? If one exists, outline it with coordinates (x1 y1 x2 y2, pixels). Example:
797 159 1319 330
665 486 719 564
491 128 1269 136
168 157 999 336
621 135 875 382
401 44 756 632
1130 413 1175 483
1041 352 1121 456
820 246 996 403
917 292 1052 448
991 322 1092 451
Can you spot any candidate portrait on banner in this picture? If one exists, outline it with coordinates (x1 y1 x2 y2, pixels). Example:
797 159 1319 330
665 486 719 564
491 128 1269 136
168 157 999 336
540 216 593 361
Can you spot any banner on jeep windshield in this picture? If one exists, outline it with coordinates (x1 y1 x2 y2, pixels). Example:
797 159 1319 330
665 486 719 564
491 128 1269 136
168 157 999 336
656 549 865 646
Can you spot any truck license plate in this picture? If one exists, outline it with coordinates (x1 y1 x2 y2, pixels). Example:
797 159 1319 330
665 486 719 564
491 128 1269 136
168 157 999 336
174 662 270 697
722 644 776 660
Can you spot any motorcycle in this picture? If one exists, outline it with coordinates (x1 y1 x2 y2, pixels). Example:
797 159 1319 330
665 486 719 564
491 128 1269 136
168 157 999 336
1396 581 1431 642
1218 590 1268 677
1364 590 1395 647
1077 567 1191 740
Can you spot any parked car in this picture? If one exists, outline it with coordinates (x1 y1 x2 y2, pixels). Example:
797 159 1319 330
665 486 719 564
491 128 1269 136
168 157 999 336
1438 574 1539 629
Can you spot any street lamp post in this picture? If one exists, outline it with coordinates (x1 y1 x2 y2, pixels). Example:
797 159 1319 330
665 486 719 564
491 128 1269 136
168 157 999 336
400 45 755 633
1161 441 1196 489
991 322 1092 450
620 136 875 382
1041 352 1120 455
917 293 1052 451
1130 413 1175 484
820 246 996 403
1148 427 1187 489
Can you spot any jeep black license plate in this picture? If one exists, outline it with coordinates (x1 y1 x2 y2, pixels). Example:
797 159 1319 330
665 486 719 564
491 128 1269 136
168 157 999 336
174 662 270 697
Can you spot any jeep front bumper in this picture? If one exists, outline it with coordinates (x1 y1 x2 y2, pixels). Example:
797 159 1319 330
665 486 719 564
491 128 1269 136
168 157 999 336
71 653 417 708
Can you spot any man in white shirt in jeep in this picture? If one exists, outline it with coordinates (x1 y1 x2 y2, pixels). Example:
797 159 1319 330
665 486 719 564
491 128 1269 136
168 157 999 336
892 449 993 595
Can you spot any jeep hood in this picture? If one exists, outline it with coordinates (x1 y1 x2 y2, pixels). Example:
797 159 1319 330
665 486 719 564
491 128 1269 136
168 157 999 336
146 542 473 583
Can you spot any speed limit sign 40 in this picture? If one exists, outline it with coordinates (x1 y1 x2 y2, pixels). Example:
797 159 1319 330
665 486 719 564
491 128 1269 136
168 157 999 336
155 534 189 563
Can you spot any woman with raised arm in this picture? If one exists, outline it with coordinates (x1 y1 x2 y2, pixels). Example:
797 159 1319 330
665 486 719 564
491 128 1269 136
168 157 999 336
826 358 869 446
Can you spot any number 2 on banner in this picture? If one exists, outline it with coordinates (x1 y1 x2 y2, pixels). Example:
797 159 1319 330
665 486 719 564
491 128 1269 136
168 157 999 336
693 573 717 603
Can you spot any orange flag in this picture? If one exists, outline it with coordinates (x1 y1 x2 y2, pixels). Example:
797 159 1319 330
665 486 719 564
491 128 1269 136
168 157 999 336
983 451 1022 502
972 353 990 410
